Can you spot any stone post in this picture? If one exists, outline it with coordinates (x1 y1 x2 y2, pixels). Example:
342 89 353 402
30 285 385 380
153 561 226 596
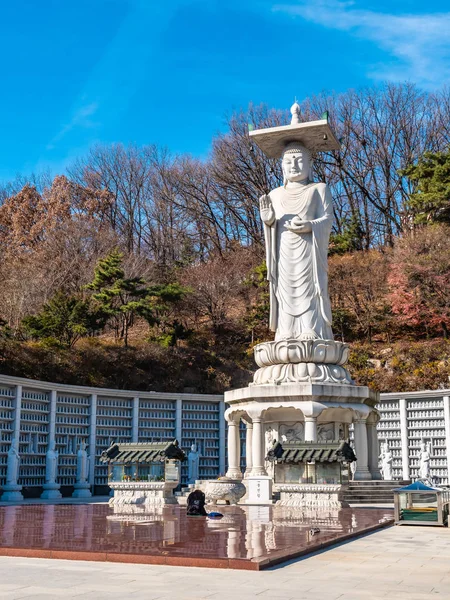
244 421 253 478
444 396 450 482
2 385 24 501
175 398 182 443
41 389 62 499
226 418 242 479
304 416 318 442
88 393 97 489
399 397 410 481
353 419 371 480
367 418 382 480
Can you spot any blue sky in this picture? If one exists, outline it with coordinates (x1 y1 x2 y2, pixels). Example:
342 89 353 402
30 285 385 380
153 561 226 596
1 0 449 183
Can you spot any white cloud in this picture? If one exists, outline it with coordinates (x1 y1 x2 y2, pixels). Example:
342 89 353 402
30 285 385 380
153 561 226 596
274 1 450 87
46 101 99 150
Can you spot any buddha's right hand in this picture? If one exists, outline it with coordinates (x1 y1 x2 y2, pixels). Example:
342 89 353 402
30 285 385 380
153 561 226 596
259 194 274 225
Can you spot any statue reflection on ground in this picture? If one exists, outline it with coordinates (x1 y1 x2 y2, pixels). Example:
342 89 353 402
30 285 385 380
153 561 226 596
0 503 393 569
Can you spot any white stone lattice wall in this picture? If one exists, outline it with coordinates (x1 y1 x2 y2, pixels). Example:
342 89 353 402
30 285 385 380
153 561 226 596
0 374 224 489
377 392 450 484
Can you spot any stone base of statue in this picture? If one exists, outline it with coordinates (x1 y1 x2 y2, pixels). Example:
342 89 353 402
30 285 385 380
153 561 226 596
1 484 23 502
205 478 246 505
245 476 273 504
72 482 92 499
252 339 352 385
41 483 62 500
275 483 349 508
226 382 376 406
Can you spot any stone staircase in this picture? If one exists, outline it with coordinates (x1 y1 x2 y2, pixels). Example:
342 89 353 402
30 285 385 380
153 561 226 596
342 480 410 504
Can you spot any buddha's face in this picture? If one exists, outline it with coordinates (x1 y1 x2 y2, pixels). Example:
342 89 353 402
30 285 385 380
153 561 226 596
282 149 311 183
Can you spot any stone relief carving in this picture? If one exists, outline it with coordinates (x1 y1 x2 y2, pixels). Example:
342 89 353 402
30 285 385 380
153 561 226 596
317 423 335 442
275 484 348 508
279 422 304 443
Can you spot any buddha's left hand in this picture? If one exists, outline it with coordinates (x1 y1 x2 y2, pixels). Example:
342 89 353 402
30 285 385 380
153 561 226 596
285 218 312 233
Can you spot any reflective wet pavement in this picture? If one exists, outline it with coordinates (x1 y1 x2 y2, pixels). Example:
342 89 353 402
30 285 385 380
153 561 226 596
0 504 393 570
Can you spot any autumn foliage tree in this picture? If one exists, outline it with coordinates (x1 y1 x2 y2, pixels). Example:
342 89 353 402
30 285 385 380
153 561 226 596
388 224 450 338
0 175 112 253
328 250 391 342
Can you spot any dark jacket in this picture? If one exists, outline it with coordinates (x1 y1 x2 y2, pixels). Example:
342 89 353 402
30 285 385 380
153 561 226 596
186 489 207 516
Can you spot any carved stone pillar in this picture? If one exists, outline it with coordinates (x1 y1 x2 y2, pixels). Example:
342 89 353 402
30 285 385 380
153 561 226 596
244 422 253 478
226 418 242 479
304 416 318 442
251 418 267 476
354 419 371 480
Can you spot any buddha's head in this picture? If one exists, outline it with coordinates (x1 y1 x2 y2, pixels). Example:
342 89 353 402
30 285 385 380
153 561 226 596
282 142 312 185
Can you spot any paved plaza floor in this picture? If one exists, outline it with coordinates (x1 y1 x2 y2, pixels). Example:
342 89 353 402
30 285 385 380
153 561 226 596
0 525 449 600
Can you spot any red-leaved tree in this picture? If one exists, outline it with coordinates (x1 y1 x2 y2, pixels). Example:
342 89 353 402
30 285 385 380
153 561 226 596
388 225 450 337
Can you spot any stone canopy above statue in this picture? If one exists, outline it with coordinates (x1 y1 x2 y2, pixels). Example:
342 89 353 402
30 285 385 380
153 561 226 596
249 102 341 158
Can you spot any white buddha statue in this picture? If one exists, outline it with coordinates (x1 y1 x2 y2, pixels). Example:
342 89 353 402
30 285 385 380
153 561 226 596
419 440 431 480
76 441 89 484
380 442 393 480
260 140 333 341
45 440 59 484
187 443 200 484
249 102 348 386
6 438 20 485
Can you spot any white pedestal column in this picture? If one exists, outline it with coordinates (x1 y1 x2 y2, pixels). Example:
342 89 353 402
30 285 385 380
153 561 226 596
226 420 242 479
244 422 253 478
251 418 267 477
304 416 318 442
2 385 24 502
354 419 372 480
367 422 382 480
245 417 271 503
219 400 226 476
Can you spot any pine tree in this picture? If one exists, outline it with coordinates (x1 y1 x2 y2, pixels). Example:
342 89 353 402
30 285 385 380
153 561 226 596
401 150 450 224
22 291 101 347
86 250 188 346
242 262 270 345
329 215 365 255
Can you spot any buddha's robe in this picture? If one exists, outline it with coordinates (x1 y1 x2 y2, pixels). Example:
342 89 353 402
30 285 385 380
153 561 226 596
263 182 334 340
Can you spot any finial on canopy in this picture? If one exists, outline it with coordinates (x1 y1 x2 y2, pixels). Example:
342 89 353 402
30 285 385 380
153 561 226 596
290 100 301 125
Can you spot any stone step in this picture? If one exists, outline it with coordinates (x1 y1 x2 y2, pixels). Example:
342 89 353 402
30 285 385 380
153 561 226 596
343 493 394 500
342 480 408 504
347 480 409 486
